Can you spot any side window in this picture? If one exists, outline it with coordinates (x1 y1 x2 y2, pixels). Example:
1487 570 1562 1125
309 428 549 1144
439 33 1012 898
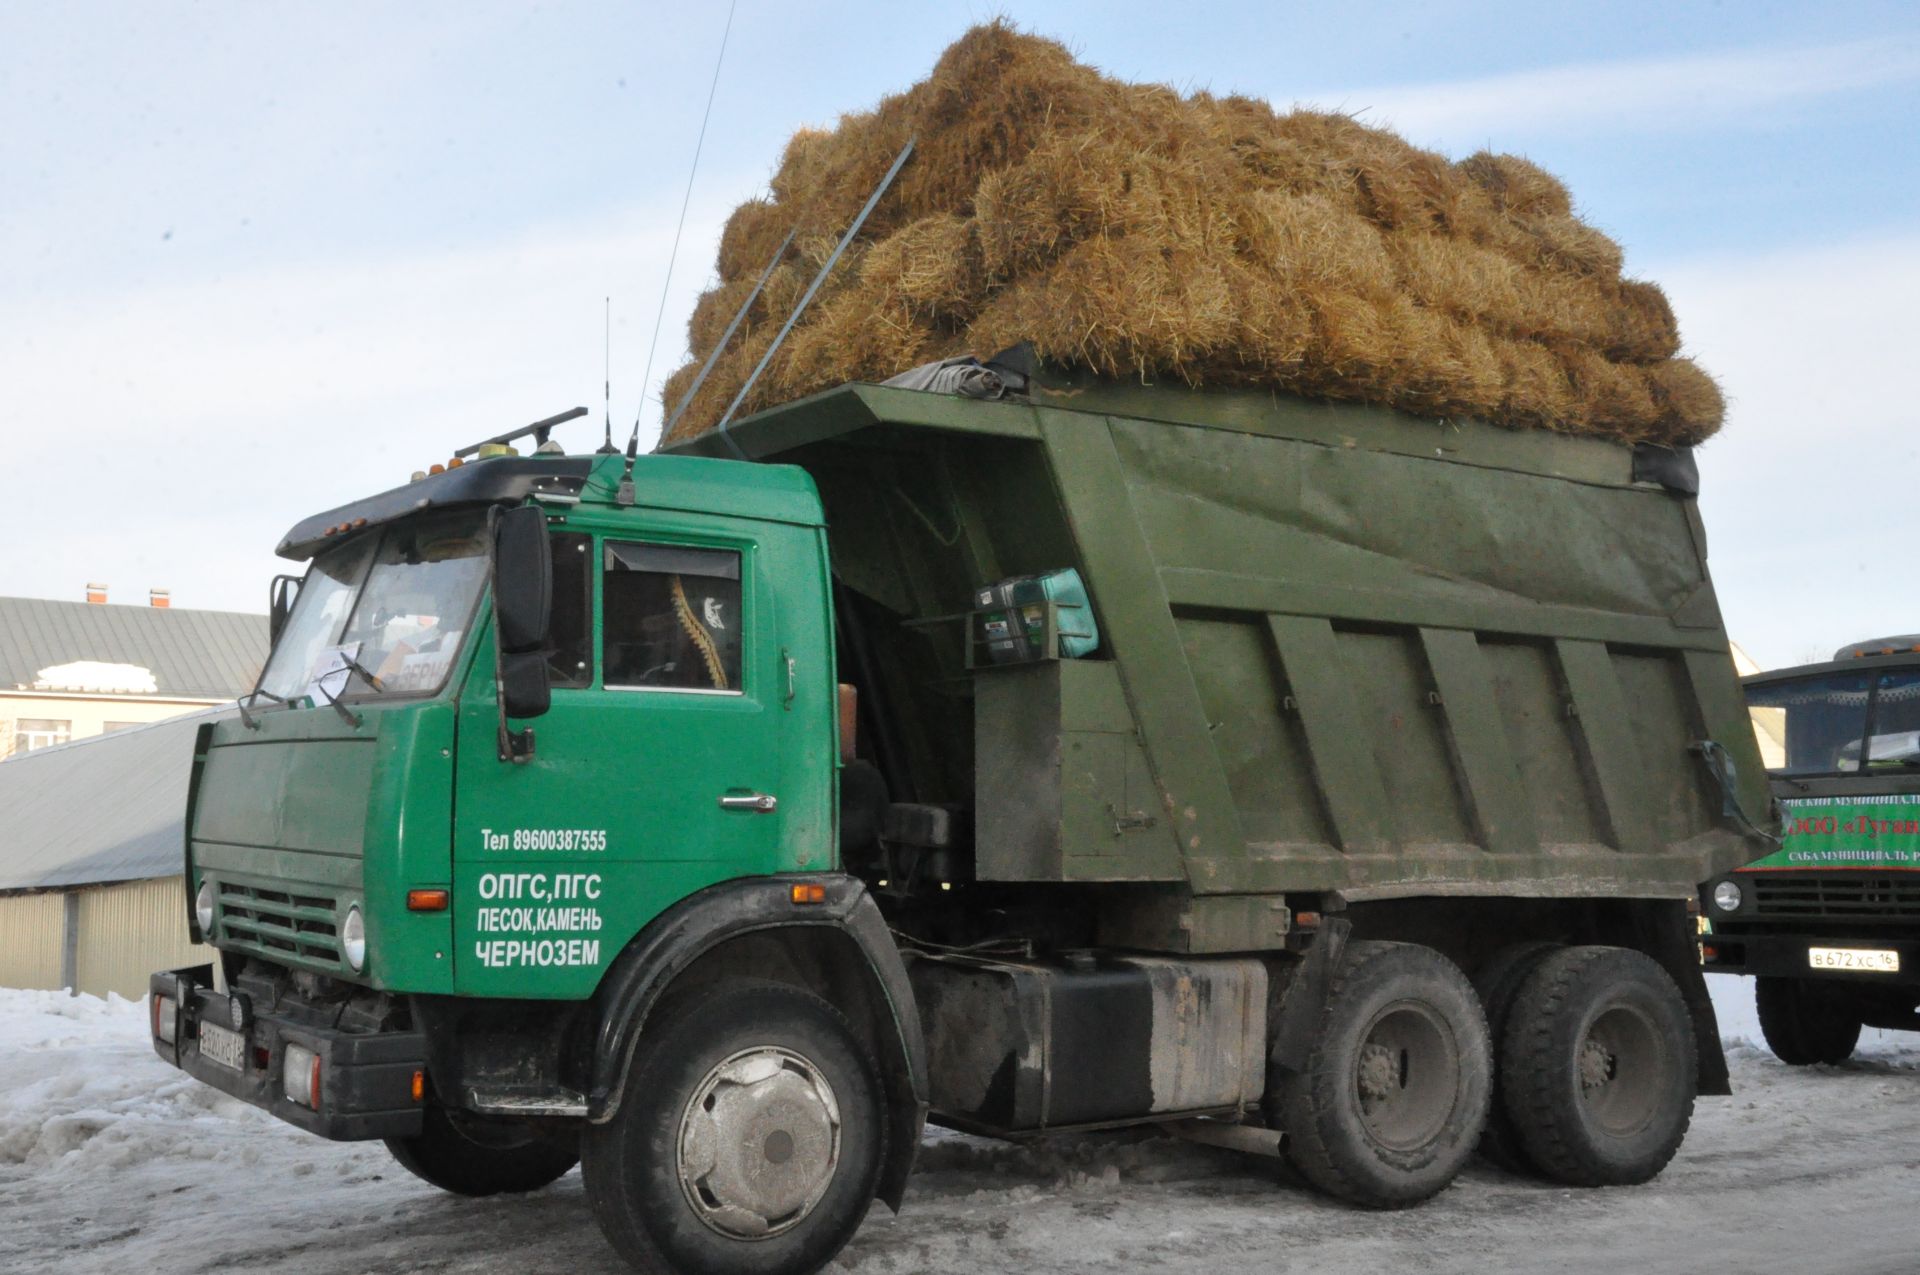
548 532 593 687
603 542 743 692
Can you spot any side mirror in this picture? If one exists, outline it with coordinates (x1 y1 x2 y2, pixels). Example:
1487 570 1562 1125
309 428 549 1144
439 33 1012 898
492 506 552 748
268 574 301 649
493 506 553 655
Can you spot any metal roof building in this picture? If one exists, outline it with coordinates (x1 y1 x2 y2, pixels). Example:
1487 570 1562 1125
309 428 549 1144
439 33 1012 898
0 709 226 996
0 595 266 700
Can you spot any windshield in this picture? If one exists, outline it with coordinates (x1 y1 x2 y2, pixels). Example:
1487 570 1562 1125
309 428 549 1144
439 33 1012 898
1747 668 1920 777
255 512 488 705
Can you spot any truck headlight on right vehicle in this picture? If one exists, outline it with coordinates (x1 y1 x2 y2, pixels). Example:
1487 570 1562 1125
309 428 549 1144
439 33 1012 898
1711 879 1744 913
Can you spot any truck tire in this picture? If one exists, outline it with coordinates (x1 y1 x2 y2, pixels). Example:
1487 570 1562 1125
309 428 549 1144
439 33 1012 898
1272 941 1491 1209
384 1106 579 1196
1502 946 1695 1186
581 980 883 1275
1756 976 1862 1065
1472 941 1560 1174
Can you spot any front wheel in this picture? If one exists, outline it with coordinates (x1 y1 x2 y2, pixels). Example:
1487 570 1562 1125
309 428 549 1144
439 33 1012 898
582 980 883 1275
384 1106 579 1196
1271 940 1492 1208
1756 976 1862 1066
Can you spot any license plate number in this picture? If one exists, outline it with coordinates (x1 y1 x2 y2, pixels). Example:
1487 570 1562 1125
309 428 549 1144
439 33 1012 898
199 1021 246 1071
1809 946 1900 973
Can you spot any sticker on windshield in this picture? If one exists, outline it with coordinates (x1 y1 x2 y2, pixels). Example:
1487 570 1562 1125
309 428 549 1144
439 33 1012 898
304 641 362 706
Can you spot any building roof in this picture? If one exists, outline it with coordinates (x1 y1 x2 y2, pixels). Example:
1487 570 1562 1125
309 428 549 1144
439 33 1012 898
0 596 267 700
0 708 226 890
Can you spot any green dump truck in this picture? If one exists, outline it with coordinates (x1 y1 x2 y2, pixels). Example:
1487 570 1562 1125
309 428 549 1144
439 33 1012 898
1700 639 1920 1063
151 376 1766 1275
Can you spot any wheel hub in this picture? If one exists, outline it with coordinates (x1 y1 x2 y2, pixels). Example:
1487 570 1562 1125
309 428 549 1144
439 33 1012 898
1578 1036 1616 1092
1351 1001 1458 1152
676 1046 841 1240
1357 1042 1399 1105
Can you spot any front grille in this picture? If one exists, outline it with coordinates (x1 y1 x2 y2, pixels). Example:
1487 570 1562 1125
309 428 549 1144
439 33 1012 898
217 882 343 968
1750 872 1920 920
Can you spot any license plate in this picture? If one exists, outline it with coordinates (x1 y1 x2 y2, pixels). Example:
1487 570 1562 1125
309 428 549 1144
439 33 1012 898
1809 946 1900 973
199 1021 246 1071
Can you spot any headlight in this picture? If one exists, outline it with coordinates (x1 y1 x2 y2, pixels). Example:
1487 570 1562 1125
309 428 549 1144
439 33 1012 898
1712 880 1743 913
195 879 216 938
283 1042 321 1109
341 906 366 971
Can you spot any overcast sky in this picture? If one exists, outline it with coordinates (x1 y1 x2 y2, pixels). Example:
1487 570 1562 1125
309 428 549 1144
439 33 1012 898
3 1 1916 669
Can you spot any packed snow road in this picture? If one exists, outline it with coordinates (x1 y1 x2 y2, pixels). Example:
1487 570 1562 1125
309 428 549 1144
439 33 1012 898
4 984 1919 1275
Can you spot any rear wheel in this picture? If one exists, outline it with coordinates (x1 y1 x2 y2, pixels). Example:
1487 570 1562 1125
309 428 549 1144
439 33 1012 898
1503 946 1695 1186
1756 976 1861 1065
384 1106 579 1196
1272 941 1491 1208
581 980 883 1275
1472 941 1560 1173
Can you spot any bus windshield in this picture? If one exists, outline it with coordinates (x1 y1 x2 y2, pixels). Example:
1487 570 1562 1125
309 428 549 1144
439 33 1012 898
1747 667 1920 777
255 512 488 705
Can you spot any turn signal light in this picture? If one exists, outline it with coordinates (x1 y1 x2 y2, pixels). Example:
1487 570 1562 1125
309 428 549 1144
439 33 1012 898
790 883 827 906
407 889 450 912
411 1070 426 1102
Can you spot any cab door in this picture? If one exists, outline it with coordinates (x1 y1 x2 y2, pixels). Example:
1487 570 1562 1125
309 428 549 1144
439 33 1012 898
450 511 829 999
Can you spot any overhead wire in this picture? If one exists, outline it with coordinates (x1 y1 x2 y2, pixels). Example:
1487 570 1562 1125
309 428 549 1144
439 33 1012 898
628 0 739 455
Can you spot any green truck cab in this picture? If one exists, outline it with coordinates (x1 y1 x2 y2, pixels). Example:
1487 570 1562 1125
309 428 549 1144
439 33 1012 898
1700 639 1920 1063
153 377 1768 1274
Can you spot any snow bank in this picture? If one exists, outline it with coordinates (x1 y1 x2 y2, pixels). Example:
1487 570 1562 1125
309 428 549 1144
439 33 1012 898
5 984 1920 1275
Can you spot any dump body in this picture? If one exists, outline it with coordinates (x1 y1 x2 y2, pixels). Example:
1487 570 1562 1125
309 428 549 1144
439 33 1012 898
673 375 1767 937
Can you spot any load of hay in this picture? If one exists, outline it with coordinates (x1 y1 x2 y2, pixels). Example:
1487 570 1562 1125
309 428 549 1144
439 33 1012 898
659 22 1720 448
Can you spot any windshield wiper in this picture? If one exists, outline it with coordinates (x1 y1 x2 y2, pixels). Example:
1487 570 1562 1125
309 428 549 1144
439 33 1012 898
235 687 291 731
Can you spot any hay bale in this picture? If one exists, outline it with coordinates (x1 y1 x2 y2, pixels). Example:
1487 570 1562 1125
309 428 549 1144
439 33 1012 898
658 20 1720 449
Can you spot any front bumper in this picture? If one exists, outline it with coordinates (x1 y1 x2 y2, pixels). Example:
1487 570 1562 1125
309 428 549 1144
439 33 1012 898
1702 932 1920 988
149 964 427 1140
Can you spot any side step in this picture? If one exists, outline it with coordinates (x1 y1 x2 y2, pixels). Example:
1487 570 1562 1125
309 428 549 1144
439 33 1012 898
467 1088 589 1118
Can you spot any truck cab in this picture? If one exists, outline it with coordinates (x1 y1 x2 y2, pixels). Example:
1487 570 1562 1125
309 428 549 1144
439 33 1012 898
1701 638 1920 1062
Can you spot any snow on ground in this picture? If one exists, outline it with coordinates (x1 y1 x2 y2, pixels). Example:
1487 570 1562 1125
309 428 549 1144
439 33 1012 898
4 979 1920 1275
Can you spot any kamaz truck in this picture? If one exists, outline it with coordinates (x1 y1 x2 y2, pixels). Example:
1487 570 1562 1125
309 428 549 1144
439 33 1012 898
1701 638 1920 1063
152 376 1768 1275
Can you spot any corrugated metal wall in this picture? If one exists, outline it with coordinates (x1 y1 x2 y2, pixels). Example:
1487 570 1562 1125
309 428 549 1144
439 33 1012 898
0 876 214 999
0 891 65 990
76 877 213 998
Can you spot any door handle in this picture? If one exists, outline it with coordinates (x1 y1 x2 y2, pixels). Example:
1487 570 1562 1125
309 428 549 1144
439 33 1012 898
719 792 779 813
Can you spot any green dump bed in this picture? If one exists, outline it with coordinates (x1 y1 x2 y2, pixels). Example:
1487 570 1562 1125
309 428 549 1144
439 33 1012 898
671 376 1766 916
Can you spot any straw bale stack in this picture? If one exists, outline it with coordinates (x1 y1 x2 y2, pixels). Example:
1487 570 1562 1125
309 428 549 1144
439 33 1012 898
659 22 1721 447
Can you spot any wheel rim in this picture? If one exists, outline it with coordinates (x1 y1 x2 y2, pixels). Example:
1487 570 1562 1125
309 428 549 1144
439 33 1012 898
676 1045 842 1240
1352 999 1459 1152
1578 1004 1664 1136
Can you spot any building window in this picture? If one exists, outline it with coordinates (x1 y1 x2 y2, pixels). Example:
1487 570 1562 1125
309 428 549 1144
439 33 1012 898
15 719 71 753
603 542 742 692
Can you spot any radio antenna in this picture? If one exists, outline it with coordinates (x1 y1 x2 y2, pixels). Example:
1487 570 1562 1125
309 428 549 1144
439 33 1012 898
597 297 617 454
624 0 737 472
